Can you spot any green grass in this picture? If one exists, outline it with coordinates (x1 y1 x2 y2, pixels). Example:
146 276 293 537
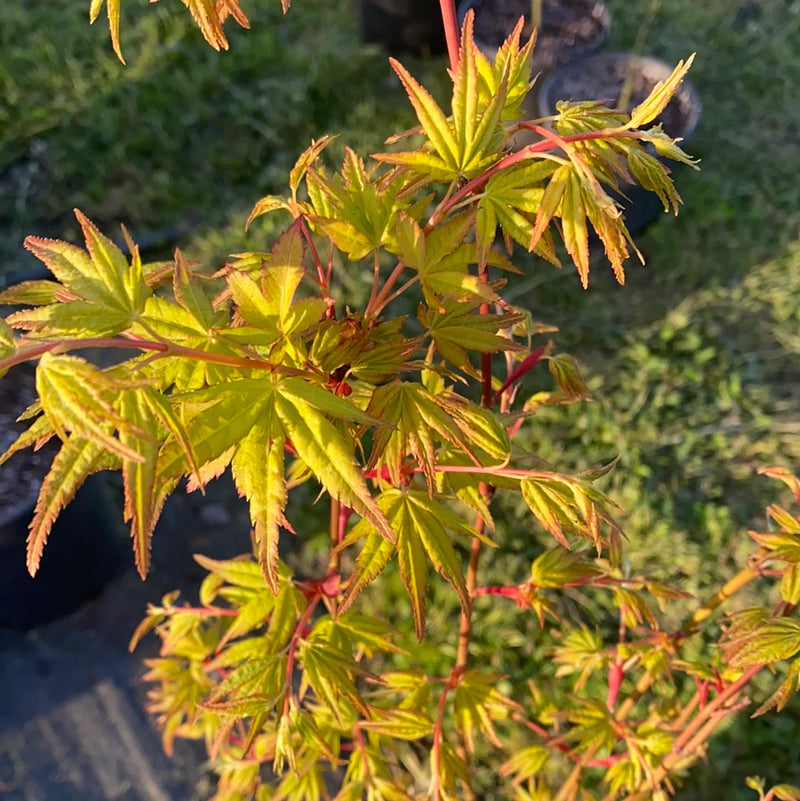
0 0 430 273
3 0 800 797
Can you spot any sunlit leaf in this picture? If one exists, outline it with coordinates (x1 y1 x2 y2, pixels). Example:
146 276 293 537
628 55 696 129
27 435 117 576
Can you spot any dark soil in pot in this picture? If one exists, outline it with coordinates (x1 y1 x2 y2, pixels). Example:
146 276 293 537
538 52 701 235
461 0 610 70
359 0 447 56
0 364 128 630
539 52 701 139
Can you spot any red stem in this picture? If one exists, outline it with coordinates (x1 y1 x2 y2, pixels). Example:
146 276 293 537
492 346 546 403
431 668 461 800
513 713 625 768
427 128 641 229
282 597 320 717
173 605 238 618
298 217 328 288
0 335 279 373
474 585 519 599
439 0 461 73
366 260 407 318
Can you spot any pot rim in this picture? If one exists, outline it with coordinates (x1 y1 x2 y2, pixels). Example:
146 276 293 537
457 0 611 63
537 51 702 141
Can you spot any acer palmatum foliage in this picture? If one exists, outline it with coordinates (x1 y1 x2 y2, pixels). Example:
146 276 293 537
2 3 800 801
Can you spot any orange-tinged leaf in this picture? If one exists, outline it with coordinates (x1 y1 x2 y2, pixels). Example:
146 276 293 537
767 504 800 535
753 661 800 717
246 195 291 229
420 303 524 374
219 592 276 647
75 209 148 312
453 12 480 163
120 391 161 577
759 466 800 503
232 413 291 594
0 280 60 307
27 436 117 576
89 0 125 64
548 353 590 400
141 387 201 486
454 16 509 173
560 173 590 288
521 480 570 548
227 270 281 337
530 548 603 588
583 193 631 284
300 640 370 723
23 235 111 304
182 0 228 50
108 0 124 63
454 670 519 753
500 745 549 782
172 249 220 328
0 321 15 376
365 382 477 494
394 211 426 268
217 0 249 28
627 146 681 214
289 135 337 200
36 353 149 463
5 301 132 338
194 557 268 595
0 412 53 469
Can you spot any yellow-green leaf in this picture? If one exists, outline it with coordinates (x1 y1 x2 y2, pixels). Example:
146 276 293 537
727 619 800 668
781 563 800 605
389 58 458 169
340 530 397 614
37 353 148 463
360 709 434 740
289 135 337 201
232 411 290 594
628 55 696 129
27 435 116 576
119 391 161 577
560 172 590 288
273 387 392 544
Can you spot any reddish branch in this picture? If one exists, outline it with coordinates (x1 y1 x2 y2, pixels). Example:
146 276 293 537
431 667 463 801
438 0 461 73
282 597 320 717
427 128 642 229
0 335 280 372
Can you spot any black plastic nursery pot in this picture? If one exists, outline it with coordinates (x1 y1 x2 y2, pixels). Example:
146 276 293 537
458 0 610 71
358 0 448 55
0 363 129 630
538 52 702 235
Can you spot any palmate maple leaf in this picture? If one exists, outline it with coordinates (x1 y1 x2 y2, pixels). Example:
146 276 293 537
89 0 251 63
